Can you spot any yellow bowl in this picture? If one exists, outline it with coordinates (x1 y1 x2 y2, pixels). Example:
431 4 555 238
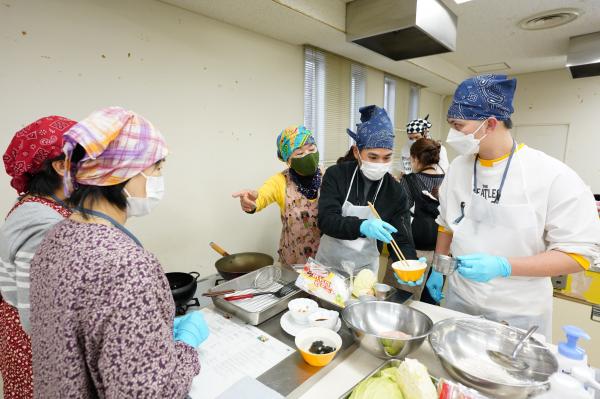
295 327 342 367
392 260 427 282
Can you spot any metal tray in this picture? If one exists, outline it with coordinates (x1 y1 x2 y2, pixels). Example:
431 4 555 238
339 359 438 399
209 266 304 325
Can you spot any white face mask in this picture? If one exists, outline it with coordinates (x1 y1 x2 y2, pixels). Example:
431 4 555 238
124 172 165 218
360 159 392 181
445 120 488 155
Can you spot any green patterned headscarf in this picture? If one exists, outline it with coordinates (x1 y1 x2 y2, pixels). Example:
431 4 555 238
276 125 315 162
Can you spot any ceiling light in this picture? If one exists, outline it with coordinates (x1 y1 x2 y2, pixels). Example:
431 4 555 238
468 62 511 73
518 8 580 31
453 0 474 3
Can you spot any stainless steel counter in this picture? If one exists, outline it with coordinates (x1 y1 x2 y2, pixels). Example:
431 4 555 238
255 289 413 397
193 274 412 398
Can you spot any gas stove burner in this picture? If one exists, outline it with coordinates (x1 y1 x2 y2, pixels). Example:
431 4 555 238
176 298 201 316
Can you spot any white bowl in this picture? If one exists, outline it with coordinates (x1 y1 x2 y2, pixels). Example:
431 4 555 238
288 298 318 325
308 309 339 330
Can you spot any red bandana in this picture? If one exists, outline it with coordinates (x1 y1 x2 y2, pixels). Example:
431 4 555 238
3 116 77 195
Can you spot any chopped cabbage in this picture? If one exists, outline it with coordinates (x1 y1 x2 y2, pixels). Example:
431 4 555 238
394 358 438 399
352 269 377 297
349 367 404 399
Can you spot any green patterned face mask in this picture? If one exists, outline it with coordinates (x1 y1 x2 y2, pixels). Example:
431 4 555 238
290 151 319 176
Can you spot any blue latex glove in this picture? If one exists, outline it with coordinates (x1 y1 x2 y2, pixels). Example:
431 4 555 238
359 219 398 243
394 257 427 286
173 311 210 348
425 270 444 303
457 253 512 283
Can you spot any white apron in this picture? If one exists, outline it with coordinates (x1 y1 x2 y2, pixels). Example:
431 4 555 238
316 167 383 275
445 143 554 340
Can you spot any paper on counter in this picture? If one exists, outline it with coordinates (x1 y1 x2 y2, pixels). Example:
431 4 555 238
188 308 294 399
216 376 284 399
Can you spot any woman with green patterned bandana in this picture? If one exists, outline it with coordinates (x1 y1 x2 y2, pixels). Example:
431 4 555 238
232 125 322 266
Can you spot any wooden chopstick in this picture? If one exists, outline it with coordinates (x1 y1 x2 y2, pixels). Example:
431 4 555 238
367 202 410 268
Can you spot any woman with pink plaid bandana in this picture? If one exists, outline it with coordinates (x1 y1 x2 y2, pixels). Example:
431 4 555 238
28 107 207 399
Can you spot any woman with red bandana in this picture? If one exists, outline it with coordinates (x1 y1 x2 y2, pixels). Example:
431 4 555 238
0 116 77 399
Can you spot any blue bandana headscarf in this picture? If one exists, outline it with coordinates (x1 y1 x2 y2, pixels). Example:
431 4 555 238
276 125 315 162
447 74 517 121
347 105 394 150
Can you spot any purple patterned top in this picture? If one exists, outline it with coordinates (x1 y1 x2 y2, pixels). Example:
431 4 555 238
30 219 199 398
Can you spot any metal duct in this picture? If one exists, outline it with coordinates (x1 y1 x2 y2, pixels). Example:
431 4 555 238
346 0 458 61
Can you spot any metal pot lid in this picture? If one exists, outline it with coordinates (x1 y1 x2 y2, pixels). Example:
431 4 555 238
429 317 557 387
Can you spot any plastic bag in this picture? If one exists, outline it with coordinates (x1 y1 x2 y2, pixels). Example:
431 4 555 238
294 258 351 307
437 379 490 399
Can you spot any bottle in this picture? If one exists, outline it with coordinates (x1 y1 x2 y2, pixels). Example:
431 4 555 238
535 373 593 399
555 325 590 374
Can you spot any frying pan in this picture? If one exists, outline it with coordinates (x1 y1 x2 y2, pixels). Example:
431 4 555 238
210 242 274 280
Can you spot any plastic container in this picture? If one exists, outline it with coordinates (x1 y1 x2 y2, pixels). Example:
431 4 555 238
554 325 590 374
535 373 592 399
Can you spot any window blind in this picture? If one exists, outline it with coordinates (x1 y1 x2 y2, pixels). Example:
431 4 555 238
304 46 418 167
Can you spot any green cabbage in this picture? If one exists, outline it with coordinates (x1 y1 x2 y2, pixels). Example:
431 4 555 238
352 269 377 297
350 359 437 399
349 368 404 399
394 358 438 399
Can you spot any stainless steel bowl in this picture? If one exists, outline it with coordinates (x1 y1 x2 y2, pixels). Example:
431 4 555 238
432 253 458 275
429 318 558 399
341 301 433 359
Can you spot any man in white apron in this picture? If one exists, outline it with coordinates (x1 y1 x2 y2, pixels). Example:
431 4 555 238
316 105 417 276
434 74 600 340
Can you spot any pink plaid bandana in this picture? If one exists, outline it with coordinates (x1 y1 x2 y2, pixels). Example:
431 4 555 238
63 106 168 194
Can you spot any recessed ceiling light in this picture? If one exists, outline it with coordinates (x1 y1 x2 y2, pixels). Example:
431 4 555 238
453 0 474 4
519 8 581 31
468 62 511 73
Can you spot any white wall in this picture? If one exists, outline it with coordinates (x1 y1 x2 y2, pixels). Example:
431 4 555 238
0 0 303 275
511 68 600 192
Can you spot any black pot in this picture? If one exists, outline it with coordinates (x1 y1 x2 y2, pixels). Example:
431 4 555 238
166 272 200 307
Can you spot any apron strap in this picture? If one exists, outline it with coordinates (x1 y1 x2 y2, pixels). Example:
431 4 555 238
75 208 143 247
346 165 385 206
345 166 358 203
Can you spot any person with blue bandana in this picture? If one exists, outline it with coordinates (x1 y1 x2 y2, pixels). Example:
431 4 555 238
316 105 418 276
431 74 600 340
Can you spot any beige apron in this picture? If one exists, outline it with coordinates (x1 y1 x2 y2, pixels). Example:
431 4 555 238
277 170 321 266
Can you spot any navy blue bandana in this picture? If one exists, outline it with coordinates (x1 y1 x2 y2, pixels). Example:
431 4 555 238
347 105 394 150
447 74 517 121
290 168 321 200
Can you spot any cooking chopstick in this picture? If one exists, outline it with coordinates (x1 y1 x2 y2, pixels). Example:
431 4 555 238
367 201 410 268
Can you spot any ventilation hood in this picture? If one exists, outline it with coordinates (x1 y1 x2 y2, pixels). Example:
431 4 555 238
567 31 600 79
346 0 458 61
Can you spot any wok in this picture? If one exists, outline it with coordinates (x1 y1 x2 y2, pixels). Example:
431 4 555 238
166 271 200 307
210 242 274 280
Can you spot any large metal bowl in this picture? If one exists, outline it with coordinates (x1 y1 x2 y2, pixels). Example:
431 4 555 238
341 301 433 359
429 317 558 399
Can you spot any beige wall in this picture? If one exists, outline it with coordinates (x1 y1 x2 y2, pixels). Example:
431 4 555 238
0 0 303 275
418 89 446 141
365 67 384 107
512 68 600 192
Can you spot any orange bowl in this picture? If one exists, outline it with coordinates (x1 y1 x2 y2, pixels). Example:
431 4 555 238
295 327 342 367
392 260 427 282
